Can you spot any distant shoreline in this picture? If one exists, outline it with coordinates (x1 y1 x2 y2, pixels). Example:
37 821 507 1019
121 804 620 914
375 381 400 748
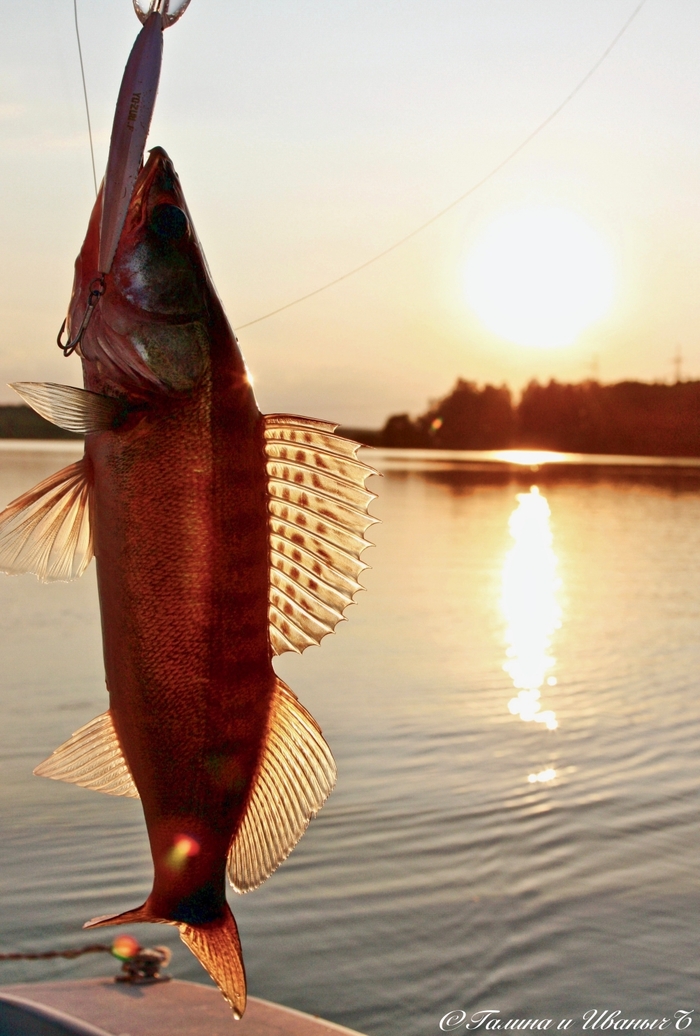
338 429 700 460
343 377 700 459
3 427 697 466
6 378 700 462
0 405 81 441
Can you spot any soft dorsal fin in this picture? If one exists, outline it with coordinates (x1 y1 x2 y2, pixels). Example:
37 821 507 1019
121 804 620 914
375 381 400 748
264 415 377 655
0 458 93 581
227 677 336 894
34 710 139 799
11 382 125 434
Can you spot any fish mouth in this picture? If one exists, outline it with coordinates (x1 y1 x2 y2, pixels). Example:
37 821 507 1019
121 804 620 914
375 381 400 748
122 146 191 245
142 146 182 204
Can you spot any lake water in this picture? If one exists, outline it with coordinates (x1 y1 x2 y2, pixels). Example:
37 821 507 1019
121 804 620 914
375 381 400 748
0 443 698 1036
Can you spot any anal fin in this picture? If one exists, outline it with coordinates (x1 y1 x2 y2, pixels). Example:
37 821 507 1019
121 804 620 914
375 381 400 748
34 710 139 799
227 677 336 894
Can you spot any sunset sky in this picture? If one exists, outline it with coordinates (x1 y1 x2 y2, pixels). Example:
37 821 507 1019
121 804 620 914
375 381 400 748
2 0 700 426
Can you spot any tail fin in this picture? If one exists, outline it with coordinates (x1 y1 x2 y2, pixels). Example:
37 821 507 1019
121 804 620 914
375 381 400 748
178 906 246 1019
84 901 246 1019
83 904 152 928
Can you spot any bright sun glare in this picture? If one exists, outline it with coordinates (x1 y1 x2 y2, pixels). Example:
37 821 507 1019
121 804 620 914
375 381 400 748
465 208 615 348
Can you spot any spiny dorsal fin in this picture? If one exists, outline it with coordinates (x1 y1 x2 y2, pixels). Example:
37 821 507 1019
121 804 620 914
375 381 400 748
0 458 93 581
11 382 125 434
34 710 139 799
264 414 377 655
227 677 336 894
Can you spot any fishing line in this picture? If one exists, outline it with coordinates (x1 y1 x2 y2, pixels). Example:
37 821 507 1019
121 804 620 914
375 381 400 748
73 0 98 197
0 944 112 961
234 0 649 331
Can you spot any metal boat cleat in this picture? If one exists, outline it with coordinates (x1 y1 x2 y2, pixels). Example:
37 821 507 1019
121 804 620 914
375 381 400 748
114 945 171 985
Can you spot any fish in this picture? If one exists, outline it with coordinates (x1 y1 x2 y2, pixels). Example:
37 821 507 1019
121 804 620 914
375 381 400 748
0 146 376 1017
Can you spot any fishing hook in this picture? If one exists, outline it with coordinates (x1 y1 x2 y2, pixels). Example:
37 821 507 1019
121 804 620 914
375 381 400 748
57 276 105 358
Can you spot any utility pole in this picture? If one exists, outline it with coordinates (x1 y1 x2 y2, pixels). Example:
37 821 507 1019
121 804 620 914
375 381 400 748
588 353 600 382
672 346 683 384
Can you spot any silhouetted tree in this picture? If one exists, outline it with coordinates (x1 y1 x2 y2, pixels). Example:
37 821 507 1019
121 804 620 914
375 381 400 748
417 380 515 449
381 413 429 448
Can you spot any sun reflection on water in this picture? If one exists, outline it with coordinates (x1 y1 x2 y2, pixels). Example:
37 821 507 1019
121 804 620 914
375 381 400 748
528 768 557 783
502 486 561 731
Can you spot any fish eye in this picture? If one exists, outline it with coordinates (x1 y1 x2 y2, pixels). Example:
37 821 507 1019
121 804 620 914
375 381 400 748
149 204 189 241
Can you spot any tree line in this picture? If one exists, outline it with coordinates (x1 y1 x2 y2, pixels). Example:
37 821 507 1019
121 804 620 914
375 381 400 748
5 378 700 457
345 379 700 457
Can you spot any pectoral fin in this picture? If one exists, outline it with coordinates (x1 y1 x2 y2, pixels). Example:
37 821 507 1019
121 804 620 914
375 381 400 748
227 677 336 894
0 459 93 581
265 415 378 655
34 710 139 798
11 382 126 434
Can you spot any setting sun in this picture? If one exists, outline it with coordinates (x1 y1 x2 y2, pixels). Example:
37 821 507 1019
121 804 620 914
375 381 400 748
465 208 615 348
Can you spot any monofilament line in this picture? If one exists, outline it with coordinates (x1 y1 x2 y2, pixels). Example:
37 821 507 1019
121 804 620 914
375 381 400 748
73 0 98 197
235 0 649 331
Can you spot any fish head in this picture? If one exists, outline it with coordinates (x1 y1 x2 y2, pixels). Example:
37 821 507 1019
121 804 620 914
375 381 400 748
110 146 206 322
74 147 229 399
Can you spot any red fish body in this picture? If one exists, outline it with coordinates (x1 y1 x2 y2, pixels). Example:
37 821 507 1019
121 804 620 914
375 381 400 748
83 150 271 930
0 148 375 1016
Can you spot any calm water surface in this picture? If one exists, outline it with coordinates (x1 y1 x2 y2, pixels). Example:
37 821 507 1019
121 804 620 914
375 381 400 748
0 444 698 1035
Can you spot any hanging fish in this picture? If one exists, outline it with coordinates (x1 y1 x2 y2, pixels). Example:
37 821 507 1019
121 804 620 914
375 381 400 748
0 11 375 1017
